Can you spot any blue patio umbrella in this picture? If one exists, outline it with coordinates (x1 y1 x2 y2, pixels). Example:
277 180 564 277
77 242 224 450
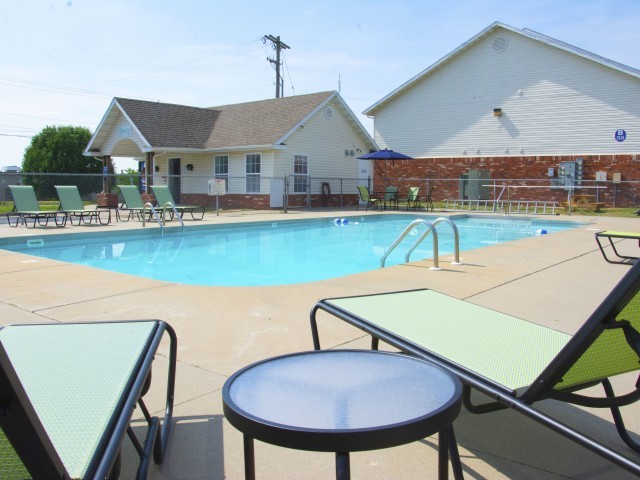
357 148 413 174
357 148 413 161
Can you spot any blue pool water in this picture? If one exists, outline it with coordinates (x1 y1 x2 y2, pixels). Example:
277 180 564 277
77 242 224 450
1 215 580 286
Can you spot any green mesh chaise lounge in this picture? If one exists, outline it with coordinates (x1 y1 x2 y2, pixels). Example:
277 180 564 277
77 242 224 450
595 230 640 265
7 185 67 228
55 185 110 225
0 320 177 480
151 185 205 220
311 261 640 476
116 185 156 222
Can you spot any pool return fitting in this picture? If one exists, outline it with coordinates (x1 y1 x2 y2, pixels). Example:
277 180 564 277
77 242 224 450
380 218 461 270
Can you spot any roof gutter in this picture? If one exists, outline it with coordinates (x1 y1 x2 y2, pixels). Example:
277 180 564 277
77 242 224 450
145 144 288 154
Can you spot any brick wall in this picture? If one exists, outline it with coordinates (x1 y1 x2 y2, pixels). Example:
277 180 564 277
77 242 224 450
374 154 640 207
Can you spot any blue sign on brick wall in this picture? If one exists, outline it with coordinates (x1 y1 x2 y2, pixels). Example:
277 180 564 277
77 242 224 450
615 129 627 142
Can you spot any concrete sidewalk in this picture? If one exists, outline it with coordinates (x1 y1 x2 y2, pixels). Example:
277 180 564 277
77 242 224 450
1 210 639 479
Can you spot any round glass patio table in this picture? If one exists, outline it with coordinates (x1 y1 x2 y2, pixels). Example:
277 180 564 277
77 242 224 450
222 349 463 480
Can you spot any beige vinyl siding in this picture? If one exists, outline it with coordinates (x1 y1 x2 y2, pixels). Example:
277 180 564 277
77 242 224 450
276 99 370 193
102 117 149 156
374 27 640 157
151 150 281 195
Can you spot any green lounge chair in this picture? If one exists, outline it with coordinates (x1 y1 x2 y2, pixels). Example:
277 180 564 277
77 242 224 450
311 261 640 476
151 185 205 220
117 185 155 222
595 230 640 265
0 320 177 480
7 185 67 228
356 185 379 211
55 185 110 225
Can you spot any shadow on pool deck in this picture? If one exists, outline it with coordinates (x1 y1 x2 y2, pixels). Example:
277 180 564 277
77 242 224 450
1 209 640 479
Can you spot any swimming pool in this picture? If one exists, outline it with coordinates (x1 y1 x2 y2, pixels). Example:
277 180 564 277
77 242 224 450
0 215 580 286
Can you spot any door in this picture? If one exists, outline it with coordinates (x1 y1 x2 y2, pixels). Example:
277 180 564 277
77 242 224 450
270 178 285 208
168 158 181 201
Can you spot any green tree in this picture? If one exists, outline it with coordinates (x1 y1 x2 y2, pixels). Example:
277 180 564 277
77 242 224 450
22 125 100 199
23 125 95 173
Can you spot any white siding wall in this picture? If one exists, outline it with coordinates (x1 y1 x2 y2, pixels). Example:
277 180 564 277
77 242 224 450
152 150 277 194
273 99 371 192
374 27 640 157
102 116 149 156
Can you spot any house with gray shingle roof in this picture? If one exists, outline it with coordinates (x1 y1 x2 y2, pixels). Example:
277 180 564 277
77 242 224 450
85 91 376 209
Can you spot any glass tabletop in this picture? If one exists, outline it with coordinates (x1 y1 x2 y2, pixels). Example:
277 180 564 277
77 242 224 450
223 350 462 452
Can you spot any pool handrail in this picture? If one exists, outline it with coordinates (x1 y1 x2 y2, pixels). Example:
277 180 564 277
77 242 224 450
381 218 461 270
163 202 185 232
142 202 163 229
405 217 461 265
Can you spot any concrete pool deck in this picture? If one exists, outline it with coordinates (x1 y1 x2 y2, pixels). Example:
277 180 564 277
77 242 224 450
1 209 639 479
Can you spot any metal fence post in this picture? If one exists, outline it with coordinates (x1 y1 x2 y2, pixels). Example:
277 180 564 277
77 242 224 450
283 175 288 213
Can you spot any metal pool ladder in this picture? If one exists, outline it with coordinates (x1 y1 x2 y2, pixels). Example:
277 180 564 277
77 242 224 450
142 202 184 234
162 202 185 233
380 218 461 270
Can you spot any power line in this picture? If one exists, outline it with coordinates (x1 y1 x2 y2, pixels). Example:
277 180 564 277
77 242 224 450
90 38 265 89
0 133 32 138
282 52 295 96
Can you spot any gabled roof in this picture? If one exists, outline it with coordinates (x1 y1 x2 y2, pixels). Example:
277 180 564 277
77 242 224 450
363 21 640 116
85 91 376 155
207 91 336 148
116 98 220 149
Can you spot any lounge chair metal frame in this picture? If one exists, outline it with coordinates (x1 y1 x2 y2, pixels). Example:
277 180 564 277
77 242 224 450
55 185 110 225
0 320 177 480
595 230 640 265
310 262 640 476
7 185 67 228
151 185 205 221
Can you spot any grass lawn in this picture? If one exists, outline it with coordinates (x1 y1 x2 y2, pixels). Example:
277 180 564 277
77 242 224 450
0 201 60 214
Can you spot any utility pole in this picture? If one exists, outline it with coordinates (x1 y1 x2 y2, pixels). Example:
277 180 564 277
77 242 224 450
263 34 290 98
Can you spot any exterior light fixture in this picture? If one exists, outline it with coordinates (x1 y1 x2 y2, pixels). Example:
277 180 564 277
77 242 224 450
493 108 502 117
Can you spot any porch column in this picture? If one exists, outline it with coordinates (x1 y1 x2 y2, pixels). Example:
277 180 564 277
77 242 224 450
145 152 155 191
102 155 112 193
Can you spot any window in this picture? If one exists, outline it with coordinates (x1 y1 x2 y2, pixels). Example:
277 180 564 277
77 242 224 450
293 155 308 194
246 153 261 193
214 155 229 190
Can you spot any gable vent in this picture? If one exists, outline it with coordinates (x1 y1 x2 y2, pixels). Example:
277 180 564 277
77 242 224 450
492 36 508 53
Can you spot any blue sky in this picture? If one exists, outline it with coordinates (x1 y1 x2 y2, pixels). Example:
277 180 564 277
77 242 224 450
1 0 639 170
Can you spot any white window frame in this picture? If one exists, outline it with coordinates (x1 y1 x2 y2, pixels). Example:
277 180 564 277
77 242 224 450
293 154 308 194
245 153 261 193
214 155 229 191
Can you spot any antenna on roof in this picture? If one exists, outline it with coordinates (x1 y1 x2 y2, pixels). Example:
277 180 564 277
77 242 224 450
338 74 341 93
263 34 290 98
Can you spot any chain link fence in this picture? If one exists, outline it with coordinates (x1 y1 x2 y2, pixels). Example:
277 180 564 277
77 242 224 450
1 172 639 217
